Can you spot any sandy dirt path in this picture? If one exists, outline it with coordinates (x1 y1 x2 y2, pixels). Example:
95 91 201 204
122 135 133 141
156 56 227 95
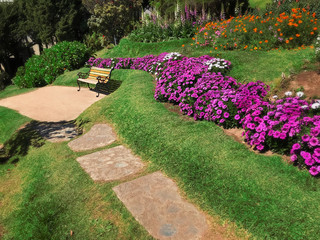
0 86 104 122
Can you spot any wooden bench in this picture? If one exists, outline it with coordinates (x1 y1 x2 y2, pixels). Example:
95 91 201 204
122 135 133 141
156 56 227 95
77 67 113 97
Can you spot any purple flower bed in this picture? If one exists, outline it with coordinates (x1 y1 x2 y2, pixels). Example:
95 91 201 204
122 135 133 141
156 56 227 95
87 53 320 176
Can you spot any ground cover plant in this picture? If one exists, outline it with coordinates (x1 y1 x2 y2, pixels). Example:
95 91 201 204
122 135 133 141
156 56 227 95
88 52 320 176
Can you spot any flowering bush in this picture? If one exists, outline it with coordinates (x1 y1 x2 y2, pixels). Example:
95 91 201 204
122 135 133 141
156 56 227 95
192 8 319 51
315 33 320 61
88 52 320 176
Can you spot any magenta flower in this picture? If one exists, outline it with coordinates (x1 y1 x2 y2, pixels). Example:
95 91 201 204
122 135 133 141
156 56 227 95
314 148 320 157
309 137 319 147
300 151 312 160
305 158 315 166
292 143 301 150
309 166 319 176
290 154 297 162
301 134 310 142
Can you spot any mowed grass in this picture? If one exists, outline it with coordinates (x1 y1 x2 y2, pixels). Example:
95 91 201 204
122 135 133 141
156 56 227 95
0 107 30 145
0 85 35 99
0 131 153 239
77 69 320 239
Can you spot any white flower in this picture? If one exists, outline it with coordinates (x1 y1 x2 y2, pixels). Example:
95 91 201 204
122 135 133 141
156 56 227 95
301 105 308 109
311 103 320 109
315 99 320 103
285 91 292 97
296 91 304 98
272 95 278 99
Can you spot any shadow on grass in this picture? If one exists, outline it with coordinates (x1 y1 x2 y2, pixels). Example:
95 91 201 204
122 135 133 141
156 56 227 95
0 121 45 165
91 79 122 96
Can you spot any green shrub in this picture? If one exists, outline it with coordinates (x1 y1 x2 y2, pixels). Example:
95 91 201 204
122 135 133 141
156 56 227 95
84 32 106 52
0 70 10 90
12 41 91 88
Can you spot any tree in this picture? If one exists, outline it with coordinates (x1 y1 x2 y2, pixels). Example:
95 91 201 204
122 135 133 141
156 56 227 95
87 0 142 45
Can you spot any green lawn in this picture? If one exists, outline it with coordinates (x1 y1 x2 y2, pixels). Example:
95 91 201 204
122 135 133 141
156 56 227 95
0 38 319 239
0 85 35 100
0 107 30 145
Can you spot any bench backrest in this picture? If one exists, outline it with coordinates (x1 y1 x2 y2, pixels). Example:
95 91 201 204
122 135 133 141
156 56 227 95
88 67 113 81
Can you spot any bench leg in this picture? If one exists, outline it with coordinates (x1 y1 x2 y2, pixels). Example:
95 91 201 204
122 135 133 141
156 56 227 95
77 80 81 91
96 86 100 97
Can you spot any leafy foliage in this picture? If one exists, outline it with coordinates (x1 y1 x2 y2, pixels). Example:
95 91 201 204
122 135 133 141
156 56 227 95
12 41 91 88
87 0 142 45
129 21 195 42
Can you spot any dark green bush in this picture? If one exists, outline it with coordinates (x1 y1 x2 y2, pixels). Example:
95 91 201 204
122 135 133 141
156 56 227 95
13 41 91 88
0 70 10 90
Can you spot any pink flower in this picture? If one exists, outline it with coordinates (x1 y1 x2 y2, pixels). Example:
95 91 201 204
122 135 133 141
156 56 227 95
309 166 319 176
309 137 319 147
290 154 297 162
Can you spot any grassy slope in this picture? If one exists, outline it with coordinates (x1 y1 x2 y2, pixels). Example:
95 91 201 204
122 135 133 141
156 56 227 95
0 107 30 145
76 69 320 240
0 85 35 100
0 38 318 239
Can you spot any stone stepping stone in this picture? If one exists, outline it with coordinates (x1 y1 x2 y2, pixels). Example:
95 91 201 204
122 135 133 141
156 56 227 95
76 145 144 181
113 171 208 240
68 124 116 152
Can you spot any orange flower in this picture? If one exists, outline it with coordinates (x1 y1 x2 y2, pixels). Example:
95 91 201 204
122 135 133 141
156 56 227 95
277 28 281 31
280 33 283 36
253 27 257 32
286 40 289 44
275 23 278 26
215 47 218 50
259 30 263 34
296 34 300 37
298 20 302 24
314 27 318 31
197 42 199 44
254 47 258 50
259 41 262 44
265 40 268 43
182 44 185 47
244 45 248 49
289 37 293 40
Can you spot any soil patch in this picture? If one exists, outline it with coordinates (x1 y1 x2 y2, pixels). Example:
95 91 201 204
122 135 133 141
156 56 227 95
274 70 320 99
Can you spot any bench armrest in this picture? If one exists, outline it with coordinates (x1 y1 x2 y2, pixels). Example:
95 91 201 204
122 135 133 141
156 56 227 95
77 72 89 79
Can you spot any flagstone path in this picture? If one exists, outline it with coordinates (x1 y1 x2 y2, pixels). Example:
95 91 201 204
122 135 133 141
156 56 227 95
76 145 144 181
68 123 209 239
68 124 116 152
113 171 209 240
